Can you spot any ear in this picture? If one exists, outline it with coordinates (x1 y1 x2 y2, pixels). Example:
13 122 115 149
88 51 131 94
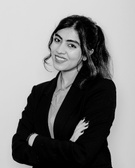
90 49 94 55
82 49 94 61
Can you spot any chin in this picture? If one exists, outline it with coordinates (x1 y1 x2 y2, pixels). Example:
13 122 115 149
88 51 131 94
53 65 65 71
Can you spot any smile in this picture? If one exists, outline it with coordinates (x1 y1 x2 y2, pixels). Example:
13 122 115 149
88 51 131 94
55 55 67 63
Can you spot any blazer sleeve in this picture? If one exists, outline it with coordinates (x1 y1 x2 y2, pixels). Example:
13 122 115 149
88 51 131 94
12 85 41 166
12 79 116 167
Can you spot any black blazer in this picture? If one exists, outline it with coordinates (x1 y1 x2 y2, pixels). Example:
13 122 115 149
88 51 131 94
12 65 116 168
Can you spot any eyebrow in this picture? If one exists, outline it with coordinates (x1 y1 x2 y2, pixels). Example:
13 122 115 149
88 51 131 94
54 33 80 46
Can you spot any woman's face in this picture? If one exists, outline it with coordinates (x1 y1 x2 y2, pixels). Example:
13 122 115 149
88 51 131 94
50 28 84 72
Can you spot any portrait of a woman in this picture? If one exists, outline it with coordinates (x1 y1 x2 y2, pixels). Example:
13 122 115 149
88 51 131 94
12 15 116 168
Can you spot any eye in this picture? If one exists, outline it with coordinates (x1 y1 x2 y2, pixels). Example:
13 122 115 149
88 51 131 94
68 43 77 49
53 37 61 43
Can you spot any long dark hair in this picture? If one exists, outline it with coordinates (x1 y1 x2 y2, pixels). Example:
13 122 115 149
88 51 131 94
44 15 112 79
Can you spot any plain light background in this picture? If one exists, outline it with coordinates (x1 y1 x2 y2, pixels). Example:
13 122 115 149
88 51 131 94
0 0 135 167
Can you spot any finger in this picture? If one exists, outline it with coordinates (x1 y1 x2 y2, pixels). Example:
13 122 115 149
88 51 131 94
76 124 89 131
74 126 89 135
78 118 86 124
76 121 89 128
75 122 89 131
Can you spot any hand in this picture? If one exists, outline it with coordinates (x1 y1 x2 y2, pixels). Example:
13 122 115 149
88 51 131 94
27 133 38 147
70 118 89 142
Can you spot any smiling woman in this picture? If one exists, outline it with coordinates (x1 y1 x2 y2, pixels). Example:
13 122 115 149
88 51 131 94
12 15 116 168
50 28 83 74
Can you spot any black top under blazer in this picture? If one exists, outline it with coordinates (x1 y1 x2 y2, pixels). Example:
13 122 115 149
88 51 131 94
12 65 116 168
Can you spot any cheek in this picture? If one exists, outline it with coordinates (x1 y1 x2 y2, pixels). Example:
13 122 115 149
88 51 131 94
50 43 56 53
69 50 82 61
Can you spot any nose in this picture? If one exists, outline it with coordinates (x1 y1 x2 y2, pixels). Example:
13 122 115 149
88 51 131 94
56 43 66 55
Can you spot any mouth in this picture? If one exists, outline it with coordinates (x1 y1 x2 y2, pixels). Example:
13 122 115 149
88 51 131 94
55 55 67 63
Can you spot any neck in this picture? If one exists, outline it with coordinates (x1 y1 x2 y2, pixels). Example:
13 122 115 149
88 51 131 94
60 64 82 89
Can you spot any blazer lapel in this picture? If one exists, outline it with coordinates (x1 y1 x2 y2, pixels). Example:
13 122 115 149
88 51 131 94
35 75 58 136
36 64 90 139
53 85 84 139
53 66 89 139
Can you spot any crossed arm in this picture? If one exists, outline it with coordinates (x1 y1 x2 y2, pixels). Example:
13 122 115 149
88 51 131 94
12 80 116 167
28 118 89 146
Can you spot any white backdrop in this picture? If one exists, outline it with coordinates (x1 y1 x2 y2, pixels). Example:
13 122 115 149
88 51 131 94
0 0 135 167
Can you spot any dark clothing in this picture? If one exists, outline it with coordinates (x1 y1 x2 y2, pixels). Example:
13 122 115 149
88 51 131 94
12 65 116 168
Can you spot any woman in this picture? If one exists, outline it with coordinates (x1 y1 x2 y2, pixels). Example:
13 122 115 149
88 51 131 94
12 15 116 168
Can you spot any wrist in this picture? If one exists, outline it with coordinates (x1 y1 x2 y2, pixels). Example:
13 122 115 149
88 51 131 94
27 133 38 147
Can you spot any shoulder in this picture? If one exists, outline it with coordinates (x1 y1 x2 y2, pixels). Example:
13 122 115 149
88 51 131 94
94 77 116 93
30 77 56 96
34 80 51 91
94 78 116 102
84 76 116 105
85 75 116 93
78 65 116 93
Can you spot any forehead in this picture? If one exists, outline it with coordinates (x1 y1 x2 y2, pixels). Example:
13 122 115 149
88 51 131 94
55 28 80 42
